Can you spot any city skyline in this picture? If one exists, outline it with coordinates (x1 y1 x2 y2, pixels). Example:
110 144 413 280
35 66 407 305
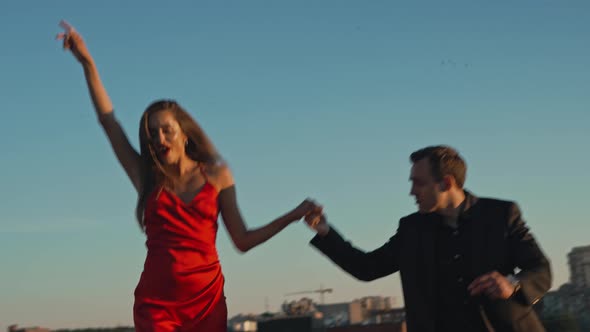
4 245 589 330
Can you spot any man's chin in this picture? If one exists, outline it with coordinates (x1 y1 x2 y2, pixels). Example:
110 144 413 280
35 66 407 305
417 206 435 214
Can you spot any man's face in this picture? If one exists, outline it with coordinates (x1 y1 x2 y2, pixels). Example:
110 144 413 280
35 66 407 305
410 158 445 213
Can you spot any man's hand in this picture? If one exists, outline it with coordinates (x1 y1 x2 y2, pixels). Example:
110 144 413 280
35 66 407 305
468 271 519 300
304 212 330 236
289 199 323 222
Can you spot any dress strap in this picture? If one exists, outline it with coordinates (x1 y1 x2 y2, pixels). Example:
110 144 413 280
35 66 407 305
199 163 221 194
155 185 165 201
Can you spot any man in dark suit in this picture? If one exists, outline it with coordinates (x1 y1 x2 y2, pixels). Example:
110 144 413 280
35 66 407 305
305 145 551 332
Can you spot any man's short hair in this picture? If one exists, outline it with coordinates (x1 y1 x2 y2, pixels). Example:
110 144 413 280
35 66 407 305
410 145 467 188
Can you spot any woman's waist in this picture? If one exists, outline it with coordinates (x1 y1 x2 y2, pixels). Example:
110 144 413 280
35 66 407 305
146 237 218 254
144 247 220 269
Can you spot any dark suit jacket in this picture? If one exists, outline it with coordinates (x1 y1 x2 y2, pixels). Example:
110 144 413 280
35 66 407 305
311 191 551 332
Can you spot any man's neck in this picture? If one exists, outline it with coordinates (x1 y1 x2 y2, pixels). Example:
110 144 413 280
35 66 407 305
438 190 466 219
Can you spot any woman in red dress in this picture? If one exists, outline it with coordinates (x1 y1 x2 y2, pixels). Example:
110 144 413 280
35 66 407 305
57 21 320 332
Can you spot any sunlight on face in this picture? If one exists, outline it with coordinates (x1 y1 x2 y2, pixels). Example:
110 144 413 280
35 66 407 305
148 110 187 165
409 158 444 213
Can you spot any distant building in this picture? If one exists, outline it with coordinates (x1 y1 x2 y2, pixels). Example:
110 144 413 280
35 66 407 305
231 320 257 332
257 315 323 332
250 295 406 331
326 322 406 332
365 308 405 325
539 283 590 331
280 295 404 327
317 302 351 327
8 325 50 332
355 296 392 312
349 296 395 324
349 301 363 325
282 297 318 316
568 245 590 289
228 313 258 331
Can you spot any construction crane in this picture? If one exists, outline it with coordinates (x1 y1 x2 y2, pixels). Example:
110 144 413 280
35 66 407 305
284 284 333 304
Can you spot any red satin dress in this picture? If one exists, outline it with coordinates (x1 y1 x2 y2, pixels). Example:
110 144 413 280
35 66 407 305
133 181 227 332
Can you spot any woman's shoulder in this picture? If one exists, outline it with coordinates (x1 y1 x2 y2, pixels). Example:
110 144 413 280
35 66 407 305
201 161 234 192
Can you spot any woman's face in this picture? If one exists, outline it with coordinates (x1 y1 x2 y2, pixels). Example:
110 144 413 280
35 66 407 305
148 109 187 165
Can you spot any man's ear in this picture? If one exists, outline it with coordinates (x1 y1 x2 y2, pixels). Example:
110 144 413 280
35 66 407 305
441 175 455 192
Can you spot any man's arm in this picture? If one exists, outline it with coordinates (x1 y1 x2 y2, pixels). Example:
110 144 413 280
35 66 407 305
469 202 552 303
507 202 552 305
309 215 401 282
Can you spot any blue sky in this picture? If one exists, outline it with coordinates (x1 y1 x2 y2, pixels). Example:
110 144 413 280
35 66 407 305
1 0 589 329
